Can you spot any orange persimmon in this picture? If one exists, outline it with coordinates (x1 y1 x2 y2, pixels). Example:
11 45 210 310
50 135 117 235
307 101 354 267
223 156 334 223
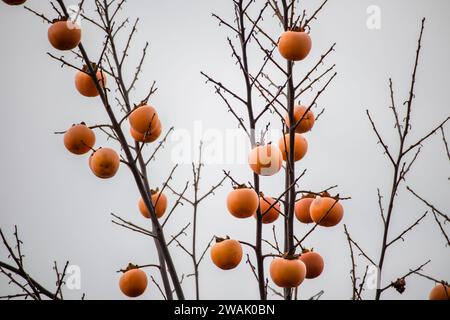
285 105 315 133
270 257 306 288
2 0 26 5
210 237 243 270
278 29 311 61
129 104 160 134
119 267 148 298
248 144 283 176
227 186 258 219
309 195 344 227
63 123 95 155
256 195 280 224
75 66 107 97
429 283 450 300
48 18 81 51
139 189 167 219
294 194 314 224
278 133 308 162
299 250 324 279
90 147 120 179
130 121 162 143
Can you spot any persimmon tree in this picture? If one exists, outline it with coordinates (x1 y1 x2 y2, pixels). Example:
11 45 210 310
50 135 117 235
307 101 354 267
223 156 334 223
343 18 450 300
203 1 448 301
202 0 349 300
0 0 214 300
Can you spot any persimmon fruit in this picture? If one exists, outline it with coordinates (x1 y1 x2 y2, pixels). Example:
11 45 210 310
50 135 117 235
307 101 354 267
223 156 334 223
88 152 94 170
130 122 162 143
278 29 312 61
299 250 324 279
278 133 308 162
270 257 306 288
138 189 167 219
90 147 120 179
248 144 283 176
2 0 26 5
129 104 160 134
256 195 280 224
75 65 107 97
63 123 95 155
226 185 258 219
294 194 314 224
210 237 243 270
285 105 315 133
48 18 81 51
310 194 344 227
119 267 148 298
429 283 450 300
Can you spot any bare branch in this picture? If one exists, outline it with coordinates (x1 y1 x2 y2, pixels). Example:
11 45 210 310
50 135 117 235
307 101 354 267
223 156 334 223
380 260 431 293
167 223 191 247
366 110 396 166
407 187 449 222
343 225 358 300
302 0 329 30
386 211 427 248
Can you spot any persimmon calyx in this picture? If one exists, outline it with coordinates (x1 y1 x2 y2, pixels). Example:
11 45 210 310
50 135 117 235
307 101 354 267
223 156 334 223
282 253 299 260
214 235 230 243
301 192 315 199
52 17 69 23
122 263 139 272
81 63 101 74
233 183 249 190
320 191 331 198
290 26 305 32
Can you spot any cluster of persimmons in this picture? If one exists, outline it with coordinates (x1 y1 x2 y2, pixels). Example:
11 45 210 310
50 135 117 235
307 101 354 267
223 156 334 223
3 0 449 300
210 28 342 290
6 0 167 297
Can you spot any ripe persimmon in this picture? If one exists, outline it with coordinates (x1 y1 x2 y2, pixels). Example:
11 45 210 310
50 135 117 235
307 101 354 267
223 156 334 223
294 194 314 224
285 105 315 133
63 123 95 155
310 194 344 227
119 266 148 298
88 152 94 170
270 257 306 288
90 148 120 179
278 133 308 162
278 29 311 61
227 185 258 219
256 195 280 224
2 0 26 5
130 121 162 143
48 18 81 51
299 250 324 279
129 104 160 134
75 65 107 97
429 283 450 300
248 144 283 176
138 189 167 219
210 237 243 270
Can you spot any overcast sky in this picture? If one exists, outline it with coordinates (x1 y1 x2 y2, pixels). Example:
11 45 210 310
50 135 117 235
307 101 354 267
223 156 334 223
0 0 449 300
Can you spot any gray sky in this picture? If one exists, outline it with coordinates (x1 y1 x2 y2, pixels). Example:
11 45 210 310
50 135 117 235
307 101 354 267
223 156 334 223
0 0 449 300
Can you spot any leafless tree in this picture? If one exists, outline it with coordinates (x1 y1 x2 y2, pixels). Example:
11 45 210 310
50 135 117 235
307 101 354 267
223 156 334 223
204 0 348 300
344 18 449 300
